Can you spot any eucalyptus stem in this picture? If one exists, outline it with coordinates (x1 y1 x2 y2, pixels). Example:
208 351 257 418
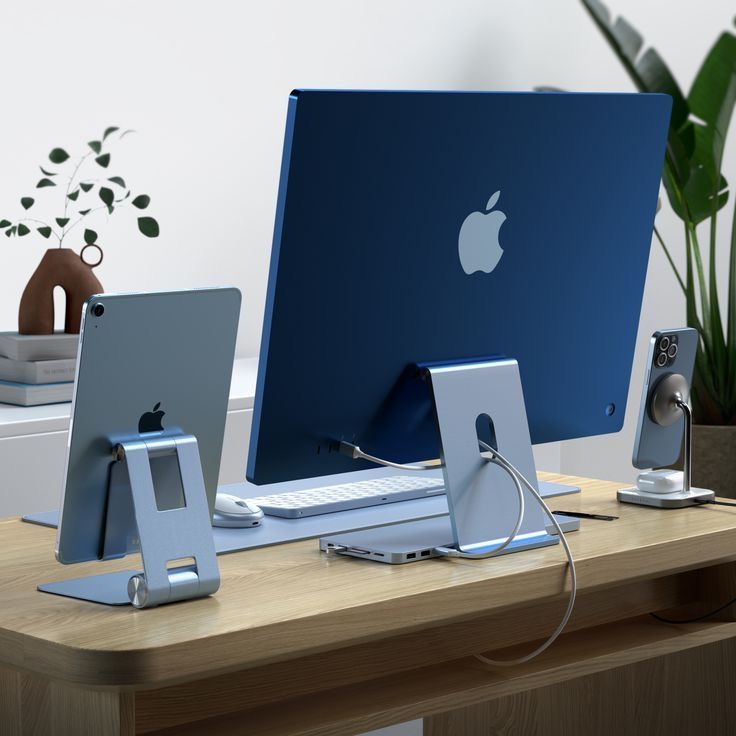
3 127 159 277
60 152 92 247
17 217 61 242
64 202 129 238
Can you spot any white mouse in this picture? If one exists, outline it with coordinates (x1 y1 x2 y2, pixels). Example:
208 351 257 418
213 493 264 528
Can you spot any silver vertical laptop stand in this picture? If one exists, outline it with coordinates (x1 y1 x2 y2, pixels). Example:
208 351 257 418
38 434 220 608
423 358 557 555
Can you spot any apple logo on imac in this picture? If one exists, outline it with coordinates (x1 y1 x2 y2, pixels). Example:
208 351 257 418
458 191 506 275
138 402 165 434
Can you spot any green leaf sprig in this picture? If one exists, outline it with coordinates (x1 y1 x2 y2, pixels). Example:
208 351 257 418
1 126 160 251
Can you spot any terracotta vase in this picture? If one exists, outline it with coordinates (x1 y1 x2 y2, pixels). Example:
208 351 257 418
18 248 103 335
691 424 736 498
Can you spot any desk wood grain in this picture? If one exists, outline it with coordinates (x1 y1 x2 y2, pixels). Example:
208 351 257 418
1 473 736 735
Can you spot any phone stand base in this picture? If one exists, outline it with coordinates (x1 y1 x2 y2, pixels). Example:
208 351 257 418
617 486 715 509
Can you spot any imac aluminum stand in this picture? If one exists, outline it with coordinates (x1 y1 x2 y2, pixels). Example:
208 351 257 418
423 358 559 556
39 435 220 608
618 373 714 508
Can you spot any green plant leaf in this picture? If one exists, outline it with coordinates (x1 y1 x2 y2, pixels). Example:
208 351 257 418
20 197 34 210
88 140 102 154
17 224 30 237
137 216 159 237
688 31 736 171
0 219 10 228
36 178 55 188
39 166 56 177
48 147 69 164
67 189 80 201
580 1 692 170
107 205 114 214
79 181 94 192
5 226 16 237
103 126 119 139
131 194 150 209
95 153 111 168
108 176 126 187
78 209 91 216
84 228 98 244
37 226 52 239
681 166 729 225
636 48 690 128
99 186 114 207
55 217 69 228
581 0 688 124
687 32 736 375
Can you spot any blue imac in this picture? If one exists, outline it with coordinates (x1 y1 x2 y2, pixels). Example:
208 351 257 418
248 90 670 553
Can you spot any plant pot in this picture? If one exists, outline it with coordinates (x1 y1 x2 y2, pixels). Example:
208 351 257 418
18 248 103 335
691 424 736 498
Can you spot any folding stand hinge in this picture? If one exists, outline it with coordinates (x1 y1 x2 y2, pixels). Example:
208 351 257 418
39 434 219 608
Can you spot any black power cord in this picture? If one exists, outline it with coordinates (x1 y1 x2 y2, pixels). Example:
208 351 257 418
694 498 736 508
650 497 736 624
650 596 736 625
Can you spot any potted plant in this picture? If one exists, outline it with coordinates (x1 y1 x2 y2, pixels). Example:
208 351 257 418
576 0 736 495
1 127 160 334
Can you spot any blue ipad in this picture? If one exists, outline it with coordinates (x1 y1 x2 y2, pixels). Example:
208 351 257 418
56 288 240 564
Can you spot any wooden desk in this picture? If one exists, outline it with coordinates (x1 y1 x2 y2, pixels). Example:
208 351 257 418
2 473 736 735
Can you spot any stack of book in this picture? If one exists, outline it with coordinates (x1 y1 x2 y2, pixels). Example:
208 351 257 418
0 332 78 406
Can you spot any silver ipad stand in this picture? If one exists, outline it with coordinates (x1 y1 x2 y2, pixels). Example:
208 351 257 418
39 434 220 608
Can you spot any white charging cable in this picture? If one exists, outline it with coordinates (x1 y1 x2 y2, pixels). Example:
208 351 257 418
342 441 525 558
339 438 576 665
473 441 577 667
434 458 526 559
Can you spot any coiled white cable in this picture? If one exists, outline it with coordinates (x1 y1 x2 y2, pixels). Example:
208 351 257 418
434 458 526 559
342 441 526 558
474 441 576 667
339 441 439 472
339 438 576 665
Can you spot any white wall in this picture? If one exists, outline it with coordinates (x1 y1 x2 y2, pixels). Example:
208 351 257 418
0 1 730 476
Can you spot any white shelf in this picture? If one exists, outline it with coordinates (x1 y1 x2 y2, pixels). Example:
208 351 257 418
0 357 258 439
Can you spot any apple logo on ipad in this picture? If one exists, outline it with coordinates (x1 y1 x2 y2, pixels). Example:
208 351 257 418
458 191 506 275
138 402 165 434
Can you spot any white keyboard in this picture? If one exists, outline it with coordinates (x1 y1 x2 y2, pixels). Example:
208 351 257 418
248 475 446 518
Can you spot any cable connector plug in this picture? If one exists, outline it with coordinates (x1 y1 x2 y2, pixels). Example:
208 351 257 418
339 441 361 459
